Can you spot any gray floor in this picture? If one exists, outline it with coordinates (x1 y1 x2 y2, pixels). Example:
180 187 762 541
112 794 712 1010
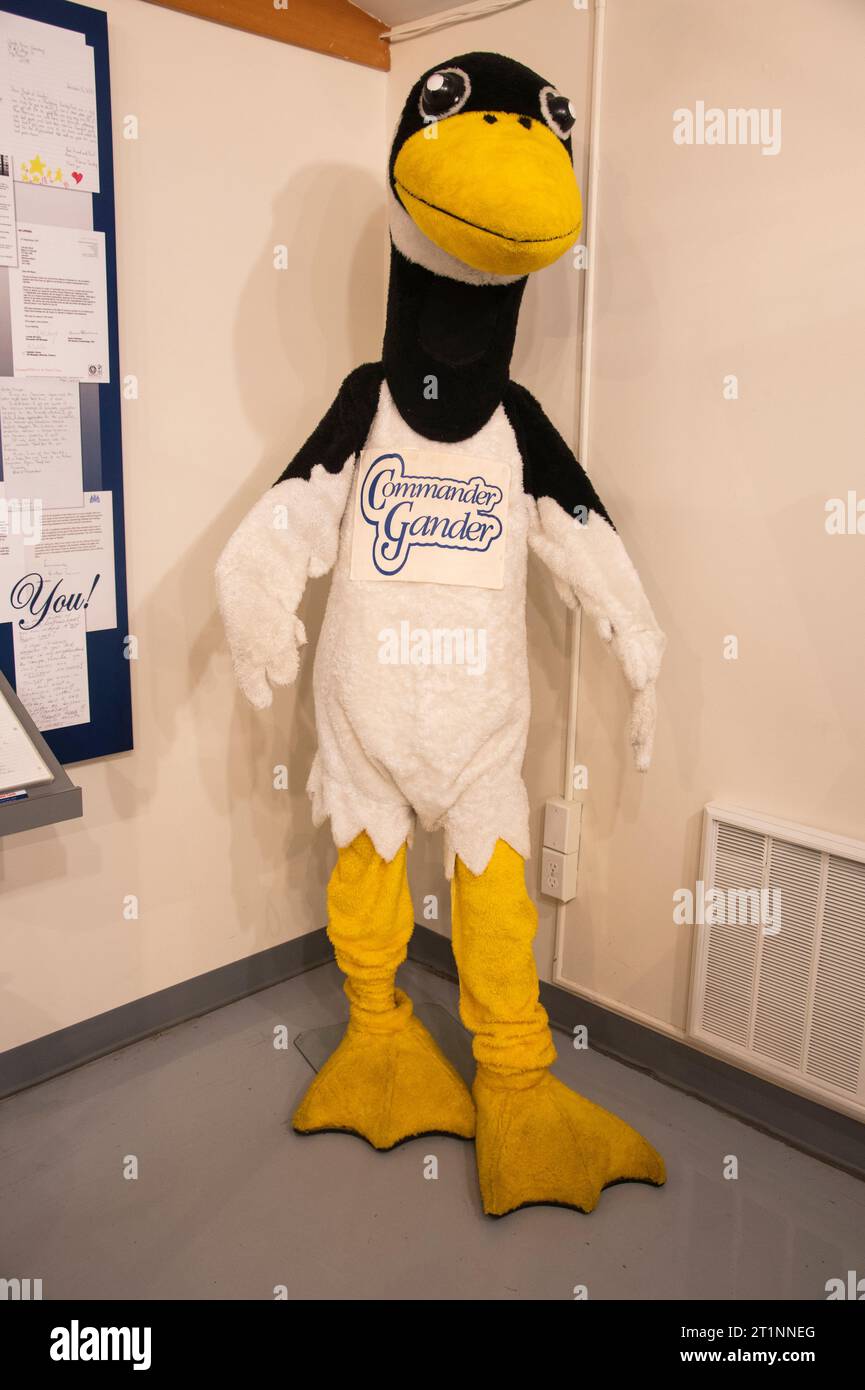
1 960 863 1301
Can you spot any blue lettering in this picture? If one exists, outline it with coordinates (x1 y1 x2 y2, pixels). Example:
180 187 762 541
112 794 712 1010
359 453 504 577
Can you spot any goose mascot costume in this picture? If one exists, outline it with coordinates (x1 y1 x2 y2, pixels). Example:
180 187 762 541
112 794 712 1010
217 52 666 1217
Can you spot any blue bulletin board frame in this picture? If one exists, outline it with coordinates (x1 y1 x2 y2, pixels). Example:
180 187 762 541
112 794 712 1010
0 0 132 764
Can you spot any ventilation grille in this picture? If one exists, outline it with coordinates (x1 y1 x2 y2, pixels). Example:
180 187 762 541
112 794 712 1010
689 805 865 1115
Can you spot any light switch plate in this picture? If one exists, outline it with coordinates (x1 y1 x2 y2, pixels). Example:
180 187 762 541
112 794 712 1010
543 797 582 856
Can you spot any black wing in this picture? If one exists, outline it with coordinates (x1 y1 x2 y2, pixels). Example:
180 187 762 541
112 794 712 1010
273 362 385 485
503 380 614 530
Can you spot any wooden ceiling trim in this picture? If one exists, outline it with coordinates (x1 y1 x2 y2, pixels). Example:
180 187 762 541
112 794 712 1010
142 0 390 71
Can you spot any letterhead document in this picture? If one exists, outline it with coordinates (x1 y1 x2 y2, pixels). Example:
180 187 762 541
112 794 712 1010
9 223 109 382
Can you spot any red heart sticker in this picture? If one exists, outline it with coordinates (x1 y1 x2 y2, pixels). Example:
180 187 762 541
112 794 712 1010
72 171 83 184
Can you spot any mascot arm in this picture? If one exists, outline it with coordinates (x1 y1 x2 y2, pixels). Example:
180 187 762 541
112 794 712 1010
216 362 384 709
504 382 665 772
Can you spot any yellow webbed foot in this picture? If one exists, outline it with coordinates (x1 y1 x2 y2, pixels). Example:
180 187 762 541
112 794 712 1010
474 1071 665 1216
293 991 476 1150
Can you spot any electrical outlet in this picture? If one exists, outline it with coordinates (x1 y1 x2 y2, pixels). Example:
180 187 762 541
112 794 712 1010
541 847 579 902
542 848 563 896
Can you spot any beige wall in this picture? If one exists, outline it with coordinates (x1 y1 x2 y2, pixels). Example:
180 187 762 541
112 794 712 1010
3 0 863 1060
0 0 387 1051
558 0 865 1035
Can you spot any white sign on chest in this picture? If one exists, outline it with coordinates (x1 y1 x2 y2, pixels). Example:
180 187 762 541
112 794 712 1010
349 446 510 589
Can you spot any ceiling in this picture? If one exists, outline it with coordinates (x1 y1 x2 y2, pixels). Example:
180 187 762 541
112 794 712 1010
366 1 470 27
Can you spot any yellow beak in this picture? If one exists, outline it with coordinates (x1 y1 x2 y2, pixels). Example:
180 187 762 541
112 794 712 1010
393 110 582 276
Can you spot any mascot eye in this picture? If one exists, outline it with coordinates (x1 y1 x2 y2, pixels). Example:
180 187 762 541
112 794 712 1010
540 86 576 139
419 68 470 121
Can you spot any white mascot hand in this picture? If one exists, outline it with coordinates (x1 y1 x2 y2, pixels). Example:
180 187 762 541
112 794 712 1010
216 493 308 709
603 624 665 772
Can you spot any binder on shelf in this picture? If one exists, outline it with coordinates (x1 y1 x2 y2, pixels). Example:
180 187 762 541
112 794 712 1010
0 672 82 837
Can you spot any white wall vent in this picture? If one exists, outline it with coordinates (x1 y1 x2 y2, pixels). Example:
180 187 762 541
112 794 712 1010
688 803 865 1118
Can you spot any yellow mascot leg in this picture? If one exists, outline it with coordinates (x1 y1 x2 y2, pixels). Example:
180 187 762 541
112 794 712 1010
451 840 665 1215
293 832 476 1150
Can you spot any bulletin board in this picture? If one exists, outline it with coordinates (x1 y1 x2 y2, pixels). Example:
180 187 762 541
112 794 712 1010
0 0 132 764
